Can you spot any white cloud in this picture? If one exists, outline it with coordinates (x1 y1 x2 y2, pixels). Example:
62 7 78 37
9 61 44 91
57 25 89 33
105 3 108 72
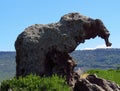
84 44 111 50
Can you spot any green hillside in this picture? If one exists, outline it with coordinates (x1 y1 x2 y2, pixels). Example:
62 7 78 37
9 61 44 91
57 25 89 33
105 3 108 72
71 48 120 70
0 52 16 82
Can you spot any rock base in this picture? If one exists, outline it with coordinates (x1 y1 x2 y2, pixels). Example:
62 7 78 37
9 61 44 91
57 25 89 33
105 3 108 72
73 74 120 91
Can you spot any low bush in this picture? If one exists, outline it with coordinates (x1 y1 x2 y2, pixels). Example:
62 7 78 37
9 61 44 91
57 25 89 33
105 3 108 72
0 74 70 91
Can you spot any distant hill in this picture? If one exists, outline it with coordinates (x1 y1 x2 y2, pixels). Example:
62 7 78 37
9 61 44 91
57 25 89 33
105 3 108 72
71 48 120 71
0 48 120 82
0 52 16 82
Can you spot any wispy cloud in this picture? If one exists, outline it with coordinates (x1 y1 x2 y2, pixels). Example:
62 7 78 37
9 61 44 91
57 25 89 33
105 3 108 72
84 44 111 50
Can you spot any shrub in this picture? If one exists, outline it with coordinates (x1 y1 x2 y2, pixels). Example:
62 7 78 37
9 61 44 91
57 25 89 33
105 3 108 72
0 74 70 91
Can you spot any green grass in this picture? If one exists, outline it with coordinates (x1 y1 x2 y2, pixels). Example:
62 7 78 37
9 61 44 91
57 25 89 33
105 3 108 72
0 74 70 91
86 69 120 85
1 69 120 91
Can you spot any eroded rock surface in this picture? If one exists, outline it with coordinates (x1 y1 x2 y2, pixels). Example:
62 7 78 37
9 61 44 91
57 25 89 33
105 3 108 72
74 74 120 91
15 12 112 85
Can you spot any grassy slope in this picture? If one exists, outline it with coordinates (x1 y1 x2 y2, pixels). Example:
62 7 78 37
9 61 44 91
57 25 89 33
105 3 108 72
86 69 120 85
0 74 70 91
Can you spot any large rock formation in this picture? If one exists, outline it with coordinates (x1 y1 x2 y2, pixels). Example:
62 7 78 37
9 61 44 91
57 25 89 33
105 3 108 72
15 12 112 85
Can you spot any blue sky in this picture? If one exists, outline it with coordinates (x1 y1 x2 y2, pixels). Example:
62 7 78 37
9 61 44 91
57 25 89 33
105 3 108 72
0 0 120 51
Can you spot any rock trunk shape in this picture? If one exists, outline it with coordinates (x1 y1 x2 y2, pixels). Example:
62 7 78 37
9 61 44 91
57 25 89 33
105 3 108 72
15 12 112 85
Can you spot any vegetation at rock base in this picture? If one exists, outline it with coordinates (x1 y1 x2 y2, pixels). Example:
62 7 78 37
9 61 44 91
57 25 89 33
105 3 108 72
86 69 120 85
0 74 70 91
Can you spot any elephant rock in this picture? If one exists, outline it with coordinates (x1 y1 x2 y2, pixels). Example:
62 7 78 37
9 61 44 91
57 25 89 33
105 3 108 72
15 12 112 85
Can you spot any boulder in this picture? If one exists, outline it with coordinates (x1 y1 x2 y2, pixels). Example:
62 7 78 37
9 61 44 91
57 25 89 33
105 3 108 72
74 74 120 91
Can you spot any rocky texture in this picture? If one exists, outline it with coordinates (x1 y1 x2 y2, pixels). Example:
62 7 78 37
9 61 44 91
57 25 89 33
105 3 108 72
15 12 112 84
74 74 120 91
45 50 77 85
